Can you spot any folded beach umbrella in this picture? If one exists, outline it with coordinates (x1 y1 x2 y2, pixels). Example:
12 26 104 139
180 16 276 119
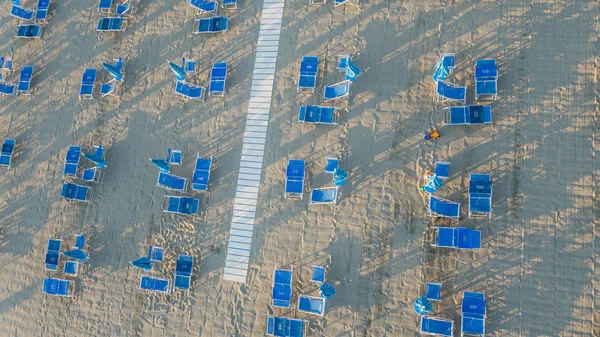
168 61 186 81
319 283 336 299
424 174 443 194
150 158 170 173
130 257 153 271
332 168 348 187
102 62 123 82
414 296 434 315
345 60 360 82
84 153 106 169
62 249 88 262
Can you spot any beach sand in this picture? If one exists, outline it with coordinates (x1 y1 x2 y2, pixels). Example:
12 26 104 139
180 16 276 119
0 0 598 336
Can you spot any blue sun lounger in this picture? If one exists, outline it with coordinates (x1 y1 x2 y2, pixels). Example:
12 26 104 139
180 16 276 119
445 106 492 125
43 278 72 297
175 81 205 101
74 234 86 249
272 265 293 308
0 83 17 96
101 82 119 97
462 292 486 337
79 68 97 100
0 139 16 169
298 105 337 125
148 245 164 262
323 81 350 102
97 17 125 32
469 174 492 219
324 157 338 174
98 0 112 13
420 316 453 336
267 317 305 337
309 187 338 205
63 145 81 176
61 183 92 202
426 282 442 301
11 5 35 21
298 295 325 316
157 171 188 192
432 53 455 82
195 17 229 33
436 80 466 103
164 196 200 215
433 227 481 250
434 161 450 180
18 65 33 95
428 195 460 219
174 254 193 292
16 24 42 38
36 0 50 23
209 62 227 96
192 155 212 191
190 0 217 14
222 0 237 9
116 1 130 16
297 56 318 93
45 237 62 271
285 159 304 199
311 265 325 283
475 59 498 100
139 275 169 293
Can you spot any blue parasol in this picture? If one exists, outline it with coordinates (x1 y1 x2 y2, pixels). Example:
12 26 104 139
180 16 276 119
62 249 88 262
130 257 153 271
168 61 186 81
424 174 443 194
345 60 360 82
414 296 434 315
102 62 123 81
319 283 336 299
332 168 348 186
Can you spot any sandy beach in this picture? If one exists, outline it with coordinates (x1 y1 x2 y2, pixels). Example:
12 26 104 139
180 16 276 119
0 0 598 336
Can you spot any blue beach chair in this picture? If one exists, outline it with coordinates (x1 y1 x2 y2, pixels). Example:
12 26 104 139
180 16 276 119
80 68 97 100
435 80 466 103
82 167 105 183
101 82 119 98
98 0 112 13
309 187 338 205
445 106 492 125
428 195 460 219
209 62 228 96
45 237 62 271
36 0 50 23
10 5 35 22
1 57 13 71
73 234 86 249
97 17 125 32
43 278 72 297
192 154 212 191
170 150 182 165
175 81 205 101
182 57 196 74
195 17 229 33
432 53 455 82
16 24 42 38
433 227 481 250
267 317 305 337
297 56 318 93
334 0 356 7
311 265 325 283
139 275 170 294
0 139 16 169
323 81 350 102
18 65 33 95
116 1 130 16
298 105 336 125
190 0 217 14
0 83 17 96
426 282 441 301
272 265 293 308
63 261 79 276
420 316 454 336
174 254 193 292
63 145 81 176
61 183 92 202
462 292 486 337
475 59 498 100
434 161 450 180
148 245 164 262
297 295 325 316
157 171 188 192
285 159 304 199
469 174 492 219
222 0 237 9
324 157 338 174
164 196 200 215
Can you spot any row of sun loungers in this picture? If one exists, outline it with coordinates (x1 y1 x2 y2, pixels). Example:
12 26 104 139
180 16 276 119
42 235 88 296
10 2 50 39
98 0 131 16
284 159 339 204
272 265 327 315
433 53 498 102
297 56 356 102
189 0 238 13
419 291 486 336
427 173 492 220
155 154 213 192
173 62 228 100
138 254 194 293
0 65 34 97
